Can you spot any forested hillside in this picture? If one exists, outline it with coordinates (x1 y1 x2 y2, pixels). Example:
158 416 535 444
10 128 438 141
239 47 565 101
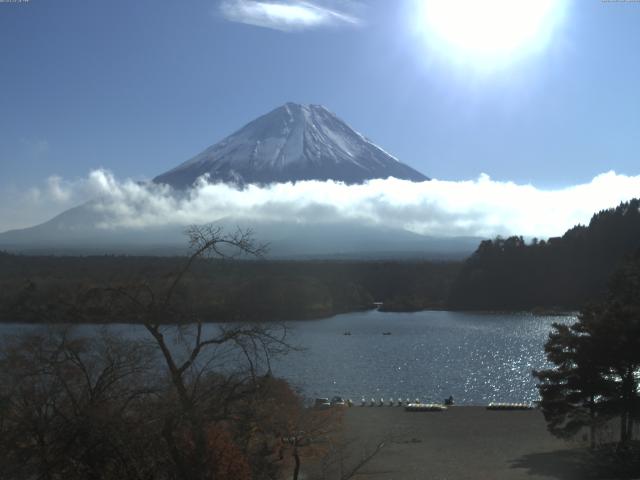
448 199 640 310
0 254 460 323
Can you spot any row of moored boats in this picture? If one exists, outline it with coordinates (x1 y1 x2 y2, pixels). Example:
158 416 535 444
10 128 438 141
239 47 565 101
315 397 534 411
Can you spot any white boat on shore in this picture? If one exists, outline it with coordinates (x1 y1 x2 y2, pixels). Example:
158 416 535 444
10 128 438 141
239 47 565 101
404 403 447 412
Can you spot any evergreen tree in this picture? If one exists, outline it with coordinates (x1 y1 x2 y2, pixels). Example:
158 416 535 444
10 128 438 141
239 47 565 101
534 321 614 448
535 251 640 447
449 198 640 310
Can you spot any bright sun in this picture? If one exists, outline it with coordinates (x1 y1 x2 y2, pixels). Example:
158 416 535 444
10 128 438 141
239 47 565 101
414 0 566 68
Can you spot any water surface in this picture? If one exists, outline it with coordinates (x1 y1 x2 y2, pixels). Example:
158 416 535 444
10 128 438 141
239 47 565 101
273 310 575 404
0 310 575 405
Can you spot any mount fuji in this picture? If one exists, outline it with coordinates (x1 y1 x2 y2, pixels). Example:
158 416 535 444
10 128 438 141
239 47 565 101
0 104 482 258
154 103 427 188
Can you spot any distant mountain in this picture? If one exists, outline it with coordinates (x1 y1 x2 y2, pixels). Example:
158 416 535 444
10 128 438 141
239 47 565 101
0 203 479 259
153 103 428 188
0 203 188 254
211 218 480 260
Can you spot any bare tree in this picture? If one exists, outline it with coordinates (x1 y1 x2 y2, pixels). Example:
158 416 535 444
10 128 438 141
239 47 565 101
1 225 307 480
80 225 293 480
0 328 159 480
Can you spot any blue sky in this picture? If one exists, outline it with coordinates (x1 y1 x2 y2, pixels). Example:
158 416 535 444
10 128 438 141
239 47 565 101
0 0 639 232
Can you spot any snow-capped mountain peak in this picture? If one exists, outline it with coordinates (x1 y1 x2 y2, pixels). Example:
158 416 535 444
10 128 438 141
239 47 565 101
153 103 428 187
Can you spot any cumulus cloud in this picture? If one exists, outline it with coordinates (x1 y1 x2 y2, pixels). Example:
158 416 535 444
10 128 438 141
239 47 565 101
3 169 640 239
219 0 361 31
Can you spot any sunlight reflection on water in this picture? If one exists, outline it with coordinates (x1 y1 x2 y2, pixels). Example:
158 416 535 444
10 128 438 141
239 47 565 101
272 310 575 405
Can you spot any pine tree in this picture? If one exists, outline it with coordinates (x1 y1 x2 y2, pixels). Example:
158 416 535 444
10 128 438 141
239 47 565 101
535 250 640 447
534 320 613 448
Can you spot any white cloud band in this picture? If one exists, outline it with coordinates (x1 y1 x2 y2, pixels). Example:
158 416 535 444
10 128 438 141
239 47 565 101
3 170 639 240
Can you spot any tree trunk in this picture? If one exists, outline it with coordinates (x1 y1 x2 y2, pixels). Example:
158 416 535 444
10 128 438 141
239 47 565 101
293 446 301 480
629 372 638 442
146 325 210 480
620 411 628 445
620 368 634 445
162 415 192 480
589 397 596 450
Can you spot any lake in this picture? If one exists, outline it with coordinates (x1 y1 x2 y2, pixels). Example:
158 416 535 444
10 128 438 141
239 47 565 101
0 310 575 405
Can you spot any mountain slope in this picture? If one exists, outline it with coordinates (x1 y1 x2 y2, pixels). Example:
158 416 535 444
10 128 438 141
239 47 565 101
0 206 479 259
153 103 428 188
0 203 188 254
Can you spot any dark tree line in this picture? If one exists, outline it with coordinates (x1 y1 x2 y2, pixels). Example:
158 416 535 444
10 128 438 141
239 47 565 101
0 253 461 323
448 199 640 310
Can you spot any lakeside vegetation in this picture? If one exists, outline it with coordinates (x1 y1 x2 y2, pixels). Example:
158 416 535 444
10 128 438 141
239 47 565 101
0 252 460 323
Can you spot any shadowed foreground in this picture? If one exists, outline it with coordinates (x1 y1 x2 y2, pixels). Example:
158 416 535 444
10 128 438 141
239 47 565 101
324 407 604 480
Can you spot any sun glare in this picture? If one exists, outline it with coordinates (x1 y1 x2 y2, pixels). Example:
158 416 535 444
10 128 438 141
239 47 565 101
413 0 566 69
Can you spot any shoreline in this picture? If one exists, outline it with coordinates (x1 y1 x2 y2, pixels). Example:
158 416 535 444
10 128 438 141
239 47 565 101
0 306 578 325
312 406 592 480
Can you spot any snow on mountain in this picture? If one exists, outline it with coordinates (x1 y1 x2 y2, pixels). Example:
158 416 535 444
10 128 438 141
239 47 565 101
153 103 428 188
0 104 451 257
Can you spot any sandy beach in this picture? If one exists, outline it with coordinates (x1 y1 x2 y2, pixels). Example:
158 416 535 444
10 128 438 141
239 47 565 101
322 406 597 480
